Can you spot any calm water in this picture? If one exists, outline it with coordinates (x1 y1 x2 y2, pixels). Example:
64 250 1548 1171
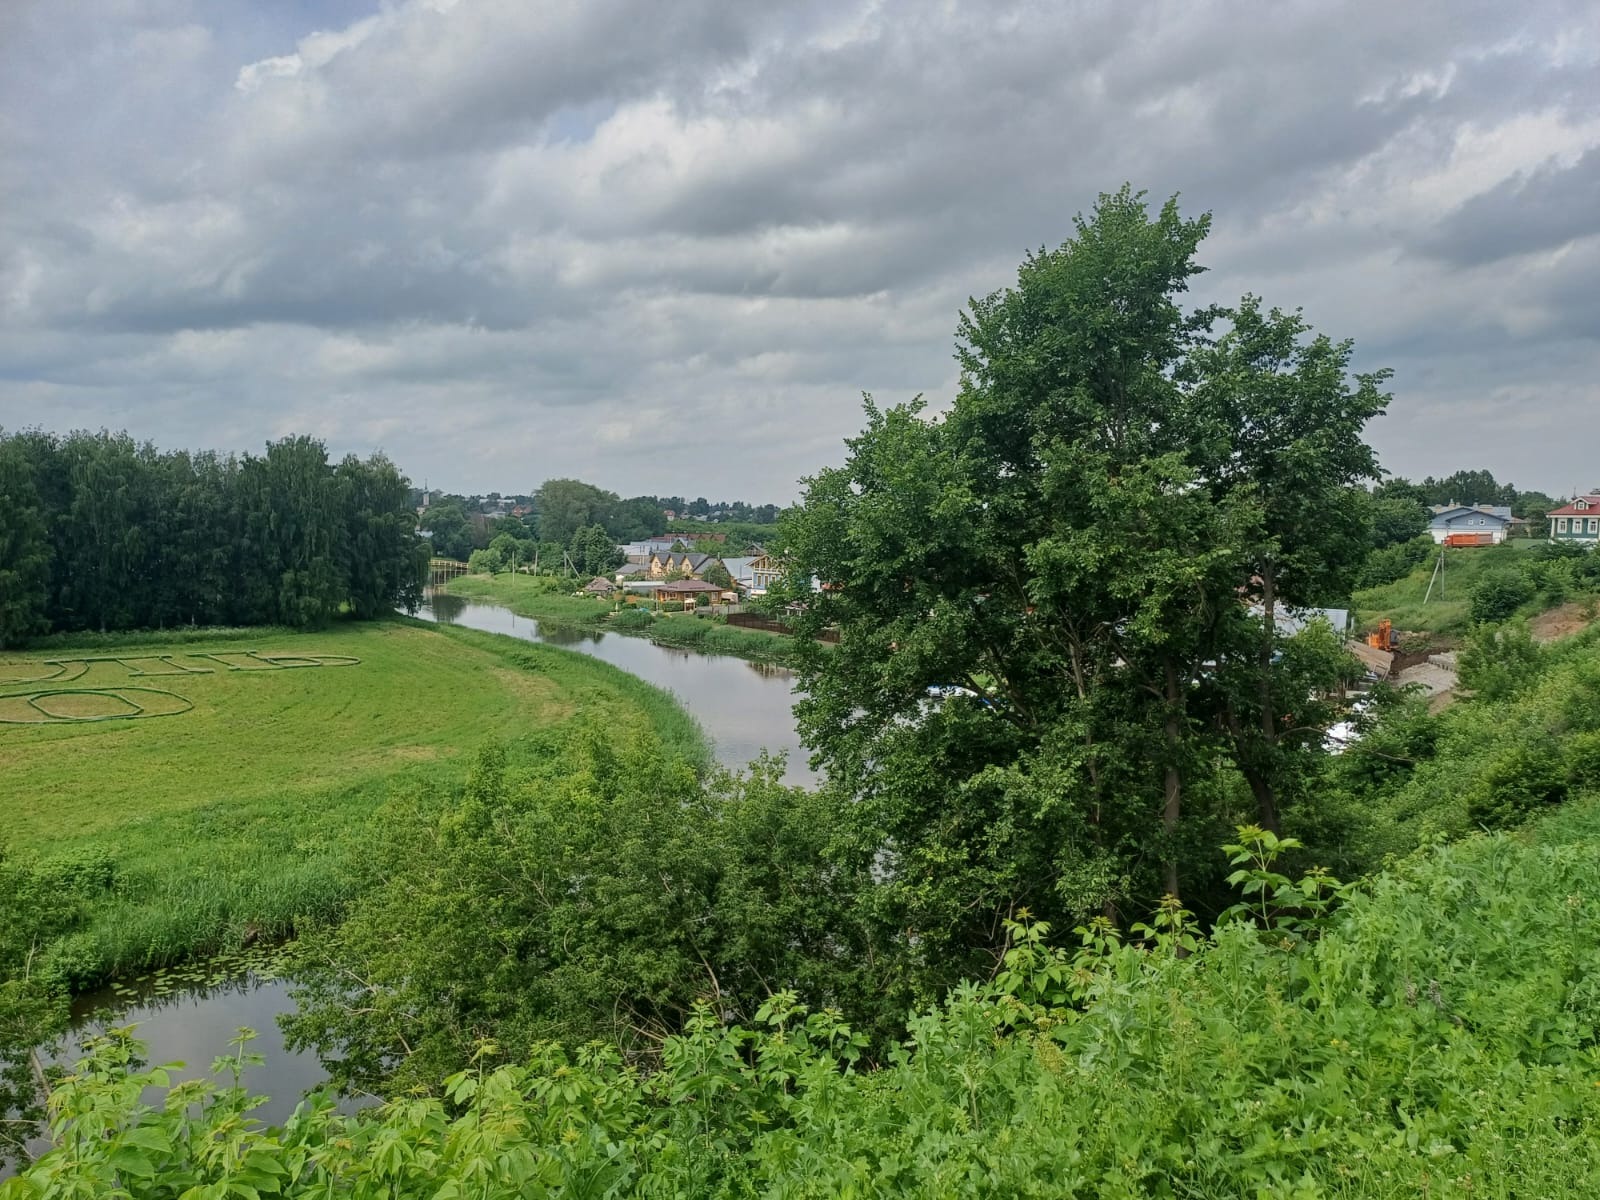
51 975 338 1124
3 975 341 1172
418 594 818 787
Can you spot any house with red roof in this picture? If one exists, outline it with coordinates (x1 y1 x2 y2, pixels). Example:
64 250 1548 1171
1548 496 1600 544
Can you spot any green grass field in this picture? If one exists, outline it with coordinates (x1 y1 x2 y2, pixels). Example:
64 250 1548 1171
444 573 804 663
1 619 705 984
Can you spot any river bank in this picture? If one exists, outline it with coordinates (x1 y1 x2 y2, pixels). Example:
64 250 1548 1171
439 573 812 665
6 600 816 1170
417 595 816 787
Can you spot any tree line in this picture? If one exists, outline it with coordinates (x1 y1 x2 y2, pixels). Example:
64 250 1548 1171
0 430 428 646
423 478 780 570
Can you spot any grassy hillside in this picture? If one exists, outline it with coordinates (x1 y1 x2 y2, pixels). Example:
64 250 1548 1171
1352 539 1542 634
16 797 1600 1196
0 619 704 983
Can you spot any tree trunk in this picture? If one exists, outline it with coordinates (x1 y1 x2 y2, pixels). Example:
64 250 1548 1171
1163 657 1182 901
1253 565 1282 833
1225 699 1283 836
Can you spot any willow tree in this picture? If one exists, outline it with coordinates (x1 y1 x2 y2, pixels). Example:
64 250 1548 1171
778 188 1387 984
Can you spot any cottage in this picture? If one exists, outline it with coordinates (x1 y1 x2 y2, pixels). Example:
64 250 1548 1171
581 576 614 596
1427 503 1513 545
647 550 726 580
649 579 728 608
1548 496 1600 543
747 552 783 592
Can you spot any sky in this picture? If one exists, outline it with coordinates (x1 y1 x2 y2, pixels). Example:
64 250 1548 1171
2 1 1597 502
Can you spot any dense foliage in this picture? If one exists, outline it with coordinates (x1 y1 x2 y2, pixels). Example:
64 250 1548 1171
0 430 428 643
11 800 1600 1197
776 189 1385 986
1320 623 1600 868
280 743 886 1095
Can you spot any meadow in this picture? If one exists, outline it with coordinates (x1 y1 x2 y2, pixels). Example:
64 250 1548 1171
0 619 704 984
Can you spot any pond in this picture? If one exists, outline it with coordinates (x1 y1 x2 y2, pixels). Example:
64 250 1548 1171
418 593 818 788
52 971 336 1124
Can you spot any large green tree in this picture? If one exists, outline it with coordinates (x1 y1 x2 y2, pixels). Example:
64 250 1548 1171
1185 296 1390 831
778 189 1388 984
535 479 617 546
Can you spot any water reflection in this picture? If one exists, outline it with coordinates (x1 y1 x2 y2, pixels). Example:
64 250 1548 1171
49 975 341 1129
417 595 817 787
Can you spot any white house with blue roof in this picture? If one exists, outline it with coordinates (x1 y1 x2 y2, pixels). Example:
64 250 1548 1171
1427 503 1513 544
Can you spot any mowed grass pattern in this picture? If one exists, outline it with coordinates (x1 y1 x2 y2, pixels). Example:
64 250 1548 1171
0 624 567 847
0 619 706 983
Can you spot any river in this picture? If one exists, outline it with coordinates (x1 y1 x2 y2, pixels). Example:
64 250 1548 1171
416 593 817 787
16 598 813 1161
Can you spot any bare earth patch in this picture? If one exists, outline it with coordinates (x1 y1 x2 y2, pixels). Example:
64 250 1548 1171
1530 601 1598 643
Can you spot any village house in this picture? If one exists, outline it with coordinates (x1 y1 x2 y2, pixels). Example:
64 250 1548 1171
647 550 727 580
747 551 783 593
649 579 732 607
581 576 614 596
1427 502 1513 545
1548 496 1600 544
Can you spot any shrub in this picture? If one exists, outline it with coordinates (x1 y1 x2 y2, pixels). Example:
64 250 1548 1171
1355 535 1433 589
32 848 117 898
1457 620 1542 700
1466 742 1567 828
1469 567 1535 623
16 806 1600 1196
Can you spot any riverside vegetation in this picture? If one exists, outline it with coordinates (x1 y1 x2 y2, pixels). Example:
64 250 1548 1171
442 573 806 664
7 799 1600 1196
0 620 704 1162
7 188 1600 1195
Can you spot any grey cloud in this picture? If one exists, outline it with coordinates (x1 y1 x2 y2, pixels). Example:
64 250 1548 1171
2 0 1599 498
1420 146 1600 267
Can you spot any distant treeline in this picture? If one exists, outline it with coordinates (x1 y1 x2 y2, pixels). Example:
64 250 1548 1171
423 477 783 562
0 430 428 646
1376 468 1559 523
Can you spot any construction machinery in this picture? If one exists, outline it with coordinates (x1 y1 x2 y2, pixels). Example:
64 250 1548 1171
1366 618 1397 651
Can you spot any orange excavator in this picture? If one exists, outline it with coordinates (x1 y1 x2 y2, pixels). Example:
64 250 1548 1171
1366 618 1397 650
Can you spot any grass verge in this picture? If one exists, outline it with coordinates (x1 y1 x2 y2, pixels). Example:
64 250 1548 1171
1 618 705 987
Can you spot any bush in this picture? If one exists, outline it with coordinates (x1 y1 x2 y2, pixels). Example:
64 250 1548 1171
1466 742 1568 829
608 607 653 631
1355 534 1433 589
18 806 1600 1196
32 848 117 897
1469 567 1535 623
1457 621 1543 700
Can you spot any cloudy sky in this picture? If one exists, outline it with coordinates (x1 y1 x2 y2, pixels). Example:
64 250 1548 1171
2 1 1597 500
